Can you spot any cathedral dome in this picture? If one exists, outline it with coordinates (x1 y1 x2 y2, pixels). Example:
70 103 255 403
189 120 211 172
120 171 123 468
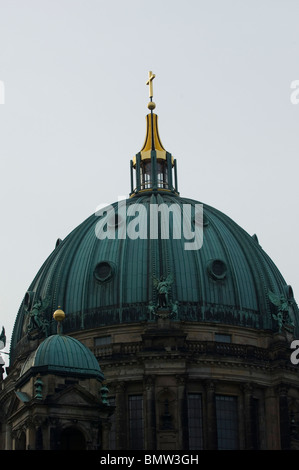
10 190 298 364
19 334 104 380
9 73 299 364
4 72 299 453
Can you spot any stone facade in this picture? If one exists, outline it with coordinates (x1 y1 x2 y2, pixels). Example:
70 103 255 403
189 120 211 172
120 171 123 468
68 317 299 450
1 316 299 450
0 366 113 450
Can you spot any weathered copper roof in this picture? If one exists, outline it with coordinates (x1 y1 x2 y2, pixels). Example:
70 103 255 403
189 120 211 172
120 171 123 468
19 334 104 380
10 191 299 364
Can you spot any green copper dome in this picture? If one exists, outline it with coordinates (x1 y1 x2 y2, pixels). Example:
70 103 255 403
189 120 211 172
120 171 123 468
19 334 104 380
10 191 299 365
10 73 299 364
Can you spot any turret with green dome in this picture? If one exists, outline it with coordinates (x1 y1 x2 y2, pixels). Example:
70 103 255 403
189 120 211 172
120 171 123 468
19 310 104 383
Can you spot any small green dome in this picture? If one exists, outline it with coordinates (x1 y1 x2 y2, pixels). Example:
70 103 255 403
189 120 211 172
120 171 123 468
20 334 104 381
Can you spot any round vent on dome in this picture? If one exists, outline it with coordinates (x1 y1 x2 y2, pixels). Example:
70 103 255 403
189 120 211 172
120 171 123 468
208 259 227 280
94 261 114 283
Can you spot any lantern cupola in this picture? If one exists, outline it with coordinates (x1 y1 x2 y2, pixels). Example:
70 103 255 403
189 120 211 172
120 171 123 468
130 71 179 196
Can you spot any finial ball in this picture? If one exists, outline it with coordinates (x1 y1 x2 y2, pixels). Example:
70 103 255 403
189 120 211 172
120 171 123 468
148 101 156 110
53 307 65 322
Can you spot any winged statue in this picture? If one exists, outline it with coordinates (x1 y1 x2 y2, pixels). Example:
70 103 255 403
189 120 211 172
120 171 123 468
26 295 51 338
268 290 294 332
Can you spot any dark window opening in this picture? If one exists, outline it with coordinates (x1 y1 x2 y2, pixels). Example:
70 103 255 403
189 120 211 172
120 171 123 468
216 395 239 450
215 333 231 343
187 394 203 450
128 395 144 450
95 336 112 346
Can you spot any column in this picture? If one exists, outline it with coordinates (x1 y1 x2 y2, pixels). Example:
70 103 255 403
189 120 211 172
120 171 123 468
176 374 188 449
25 420 36 450
151 150 157 190
264 387 280 449
243 383 255 449
42 423 51 450
115 381 127 450
144 375 156 450
101 419 111 450
4 422 12 450
278 383 290 449
204 380 217 449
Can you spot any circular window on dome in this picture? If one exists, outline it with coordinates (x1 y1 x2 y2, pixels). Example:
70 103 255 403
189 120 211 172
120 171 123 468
207 259 227 281
94 261 114 283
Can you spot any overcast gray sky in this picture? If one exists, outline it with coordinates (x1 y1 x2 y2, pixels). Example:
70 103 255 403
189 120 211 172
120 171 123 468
0 0 298 359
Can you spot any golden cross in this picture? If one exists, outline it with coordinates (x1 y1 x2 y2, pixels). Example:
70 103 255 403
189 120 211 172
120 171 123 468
146 71 155 99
